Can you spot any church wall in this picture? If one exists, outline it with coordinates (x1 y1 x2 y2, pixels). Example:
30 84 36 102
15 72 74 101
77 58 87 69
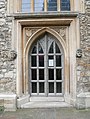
76 0 90 108
0 0 90 110
0 0 16 94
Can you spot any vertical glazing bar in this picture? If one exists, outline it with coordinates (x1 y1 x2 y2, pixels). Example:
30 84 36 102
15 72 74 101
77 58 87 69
45 34 48 96
54 42 56 94
57 0 60 11
17 0 21 12
44 0 47 12
70 0 74 11
37 43 39 95
31 0 34 12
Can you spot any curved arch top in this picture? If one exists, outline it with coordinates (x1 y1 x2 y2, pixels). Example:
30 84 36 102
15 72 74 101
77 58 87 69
24 27 66 58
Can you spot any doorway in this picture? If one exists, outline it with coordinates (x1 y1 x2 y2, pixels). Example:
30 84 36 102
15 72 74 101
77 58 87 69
29 33 64 98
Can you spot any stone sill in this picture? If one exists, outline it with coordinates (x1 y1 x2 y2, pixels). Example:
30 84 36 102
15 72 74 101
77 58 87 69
7 12 78 19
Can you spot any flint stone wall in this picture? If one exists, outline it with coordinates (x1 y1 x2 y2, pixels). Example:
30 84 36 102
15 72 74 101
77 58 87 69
77 0 90 94
0 0 16 94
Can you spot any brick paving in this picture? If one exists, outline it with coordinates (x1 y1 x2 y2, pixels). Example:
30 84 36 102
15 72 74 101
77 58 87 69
0 108 90 119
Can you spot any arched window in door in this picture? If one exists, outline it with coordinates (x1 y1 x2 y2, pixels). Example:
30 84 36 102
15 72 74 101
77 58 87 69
29 33 64 96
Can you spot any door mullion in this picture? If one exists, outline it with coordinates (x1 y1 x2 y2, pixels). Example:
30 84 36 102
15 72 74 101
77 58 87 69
45 34 48 96
54 41 56 95
37 43 39 95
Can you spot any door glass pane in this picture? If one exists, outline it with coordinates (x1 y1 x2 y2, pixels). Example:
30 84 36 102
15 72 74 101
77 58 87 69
47 0 57 11
49 83 54 93
32 45 37 54
56 82 62 93
49 42 54 53
35 0 44 12
56 43 61 53
48 55 53 59
56 55 61 67
38 43 43 53
39 55 44 67
32 83 37 93
49 69 54 80
31 56 37 67
39 82 44 93
56 69 62 80
61 0 70 11
39 69 44 80
48 56 54 67
22 0 31 12
31 69 37 80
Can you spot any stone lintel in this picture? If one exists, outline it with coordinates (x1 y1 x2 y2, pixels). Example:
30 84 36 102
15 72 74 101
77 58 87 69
7 12 78 19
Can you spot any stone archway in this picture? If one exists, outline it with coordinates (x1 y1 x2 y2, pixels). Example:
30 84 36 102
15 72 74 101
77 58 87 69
23 27 68 101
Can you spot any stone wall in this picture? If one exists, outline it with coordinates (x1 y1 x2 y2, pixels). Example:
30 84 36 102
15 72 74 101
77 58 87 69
0 0 90 104
0 0 16 94
77 0 90 94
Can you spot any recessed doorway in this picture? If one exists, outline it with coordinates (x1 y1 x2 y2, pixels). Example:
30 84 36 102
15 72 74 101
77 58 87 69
29 33 64 99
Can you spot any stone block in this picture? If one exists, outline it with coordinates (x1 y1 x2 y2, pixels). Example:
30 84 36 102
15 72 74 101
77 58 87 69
84 92 90 108
0 94 17 111
5 71 14 78
17 95 30 108
76 93 86 109
76 93 90 109
0 74 3 78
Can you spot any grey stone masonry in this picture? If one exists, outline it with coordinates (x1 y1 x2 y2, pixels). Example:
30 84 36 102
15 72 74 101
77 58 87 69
0 0 16 94
77 0 90 94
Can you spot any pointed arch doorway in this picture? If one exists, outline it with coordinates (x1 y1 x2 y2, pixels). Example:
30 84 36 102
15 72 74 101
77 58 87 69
29 33 64 101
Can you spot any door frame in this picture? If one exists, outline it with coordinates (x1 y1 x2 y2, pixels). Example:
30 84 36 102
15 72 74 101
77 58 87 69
14 17 80 105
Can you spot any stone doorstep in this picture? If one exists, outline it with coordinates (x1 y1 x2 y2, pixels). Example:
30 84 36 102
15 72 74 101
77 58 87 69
17 96 73 109
21 101 72 109
0 94 17 111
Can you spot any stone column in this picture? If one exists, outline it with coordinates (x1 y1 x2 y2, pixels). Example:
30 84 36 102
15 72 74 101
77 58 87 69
69 20 77 101
16 22 22 96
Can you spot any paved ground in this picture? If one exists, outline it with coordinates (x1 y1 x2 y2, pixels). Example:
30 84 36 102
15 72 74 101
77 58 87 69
0 107 90 119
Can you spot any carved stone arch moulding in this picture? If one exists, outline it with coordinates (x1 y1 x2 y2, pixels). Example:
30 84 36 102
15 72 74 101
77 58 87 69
25 26 67 44
24 27 67 57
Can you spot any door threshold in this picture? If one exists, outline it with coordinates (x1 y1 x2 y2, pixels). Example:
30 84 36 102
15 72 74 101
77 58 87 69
30 97 64 102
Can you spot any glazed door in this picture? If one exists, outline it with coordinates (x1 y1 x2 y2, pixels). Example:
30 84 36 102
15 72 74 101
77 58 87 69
30 33 63 97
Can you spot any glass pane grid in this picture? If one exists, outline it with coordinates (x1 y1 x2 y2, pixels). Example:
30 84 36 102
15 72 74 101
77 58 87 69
31 56 37 67
32 82 37 93
61 0 70 11
49 82 54 93
35 0 44 12
47 0 57 11
39 82 44 93
31 69 37 80
22 0 31 12
21 0 70 12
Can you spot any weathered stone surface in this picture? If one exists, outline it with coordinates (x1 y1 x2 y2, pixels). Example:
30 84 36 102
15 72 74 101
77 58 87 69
0 0 16 94
0 0 90 110
77 0 90 94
